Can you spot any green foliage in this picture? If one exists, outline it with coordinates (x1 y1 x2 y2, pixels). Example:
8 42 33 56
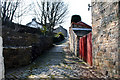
55 32 64 37
53 32 65 43
40 26 47 34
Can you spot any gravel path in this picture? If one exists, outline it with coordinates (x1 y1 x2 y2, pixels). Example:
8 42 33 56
5 40 106 79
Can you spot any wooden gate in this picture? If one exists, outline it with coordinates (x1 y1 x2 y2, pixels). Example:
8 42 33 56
79 32 92 66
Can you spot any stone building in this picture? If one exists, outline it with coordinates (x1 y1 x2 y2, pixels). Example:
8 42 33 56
26 18 51 31
26 18 43 29
69 21 92 57
92 1 120 77
54 25 68 37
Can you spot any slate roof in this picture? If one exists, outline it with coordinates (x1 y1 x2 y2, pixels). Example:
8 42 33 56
26 18 43 26
54 26 67 31
71 21 92 29
26 20 43 26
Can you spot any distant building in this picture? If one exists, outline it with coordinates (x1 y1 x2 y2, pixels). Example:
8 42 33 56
54 25 68 37
26 18 43 28
70 21 92 37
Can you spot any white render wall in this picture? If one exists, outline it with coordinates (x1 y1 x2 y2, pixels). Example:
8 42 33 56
0 36 4 80
28 21 42 28
0 0 4 79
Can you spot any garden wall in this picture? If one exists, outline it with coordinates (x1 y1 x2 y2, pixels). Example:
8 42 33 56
2 25 53 69
3 36 53 69
92 1 120 77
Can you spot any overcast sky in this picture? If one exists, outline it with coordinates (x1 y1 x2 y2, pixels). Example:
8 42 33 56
14 0 92 31
62 0 92 30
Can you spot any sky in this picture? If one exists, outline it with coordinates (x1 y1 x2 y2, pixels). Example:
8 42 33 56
14 0 92 31
62 0 92 30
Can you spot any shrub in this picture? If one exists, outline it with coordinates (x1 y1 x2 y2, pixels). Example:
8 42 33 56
40 26 47 35
53 32 65 43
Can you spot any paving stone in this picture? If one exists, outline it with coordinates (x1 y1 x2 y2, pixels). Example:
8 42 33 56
5 40 106 79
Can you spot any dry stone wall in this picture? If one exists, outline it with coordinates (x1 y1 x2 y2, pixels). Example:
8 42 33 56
69 28 79 56
2 24 53 69
69 27 92 58
92 1 120 77
3 36 53 69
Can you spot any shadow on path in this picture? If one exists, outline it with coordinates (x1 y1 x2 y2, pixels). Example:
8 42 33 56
5 39 106 79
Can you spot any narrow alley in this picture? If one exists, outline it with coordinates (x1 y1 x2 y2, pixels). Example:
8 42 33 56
5 39 105 79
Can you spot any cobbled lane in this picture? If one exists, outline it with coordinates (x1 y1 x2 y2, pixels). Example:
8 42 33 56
5 40 106 79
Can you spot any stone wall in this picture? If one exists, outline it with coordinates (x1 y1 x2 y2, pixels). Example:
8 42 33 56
69 27 91 57
69 28 79 56
4 47 32 69
3 36 53 69
2 27 40 47
92 1 120 77
2 20 53 71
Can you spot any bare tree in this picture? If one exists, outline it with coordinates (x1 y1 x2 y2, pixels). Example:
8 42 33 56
13 1 34 24
1 0 21 24
34 0 69 32
1 0 34 25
